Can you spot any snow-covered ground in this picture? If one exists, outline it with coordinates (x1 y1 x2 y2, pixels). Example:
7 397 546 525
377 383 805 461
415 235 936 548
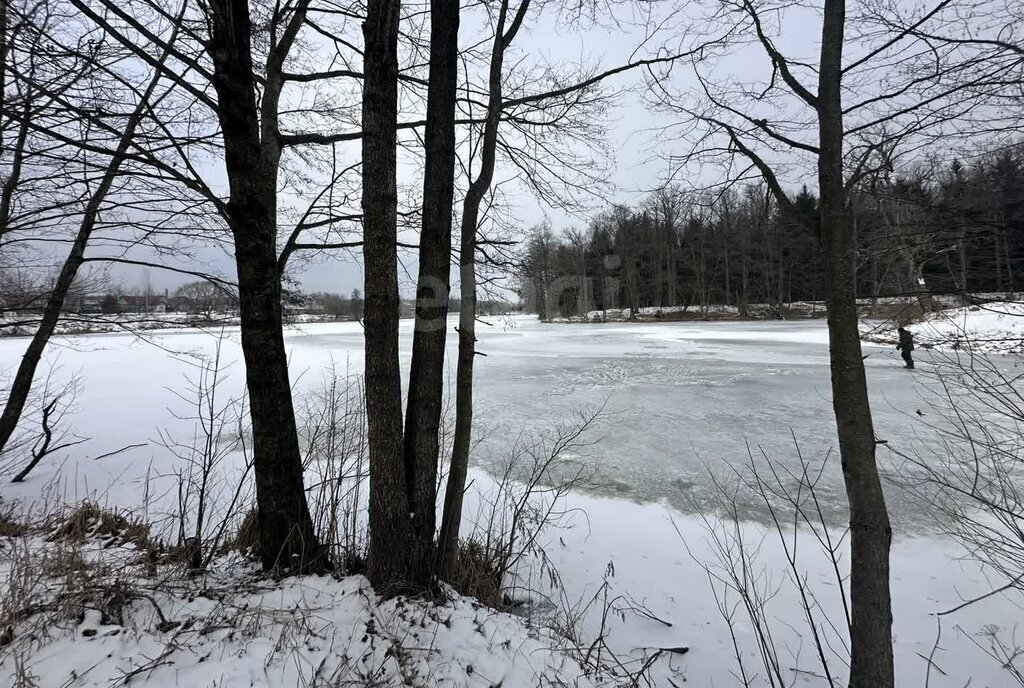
864 300 1024 354
0 531 601 687
1 316 1022 685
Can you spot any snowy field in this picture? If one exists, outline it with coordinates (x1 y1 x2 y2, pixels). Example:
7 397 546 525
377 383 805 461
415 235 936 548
1 316 1022 686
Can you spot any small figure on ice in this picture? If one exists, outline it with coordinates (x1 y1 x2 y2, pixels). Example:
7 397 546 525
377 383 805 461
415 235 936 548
896 326 915 369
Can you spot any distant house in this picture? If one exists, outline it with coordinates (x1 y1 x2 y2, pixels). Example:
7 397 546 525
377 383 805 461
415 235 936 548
118 295 169 314
77 295 107 314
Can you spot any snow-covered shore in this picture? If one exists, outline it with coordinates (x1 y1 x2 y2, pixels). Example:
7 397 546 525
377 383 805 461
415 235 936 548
863 300 1024 354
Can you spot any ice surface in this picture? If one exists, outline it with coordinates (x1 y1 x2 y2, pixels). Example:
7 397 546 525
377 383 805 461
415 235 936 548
0 316 1002 527
1 316 1022 686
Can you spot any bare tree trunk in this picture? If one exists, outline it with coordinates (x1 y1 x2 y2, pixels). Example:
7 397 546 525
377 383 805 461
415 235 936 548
958 227 968 300
1002 229 1014 295
402 0 460 589
579 249 589 315
994 226 1004 291
722 228 731 306
439 2 534 574
207 0 324 572
362 0 409 592
0 0 8 149
818 2 894 685
667 236 678 307
777 237 785 306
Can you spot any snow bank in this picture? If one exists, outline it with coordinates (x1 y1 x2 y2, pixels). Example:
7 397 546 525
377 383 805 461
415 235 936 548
0 534 598 688
863 300 1024 354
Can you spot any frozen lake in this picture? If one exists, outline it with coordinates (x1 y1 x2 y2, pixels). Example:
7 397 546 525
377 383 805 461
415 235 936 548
2 315 1021 686
0 315 966 532
297 315 958 531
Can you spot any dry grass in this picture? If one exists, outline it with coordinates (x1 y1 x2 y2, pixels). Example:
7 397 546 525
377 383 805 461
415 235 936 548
49 501 151 550
448 539 505 609
0 511 27 538
226 508 260 555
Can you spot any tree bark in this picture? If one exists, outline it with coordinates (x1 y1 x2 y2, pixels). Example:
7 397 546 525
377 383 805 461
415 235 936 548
402 0 460 589
0 0 8 149
362 0 409 592
818 1 894 686
438 0 527 578
207 0 324 572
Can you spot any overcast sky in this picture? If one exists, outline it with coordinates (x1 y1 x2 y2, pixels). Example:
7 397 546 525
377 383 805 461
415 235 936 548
105 0 883 297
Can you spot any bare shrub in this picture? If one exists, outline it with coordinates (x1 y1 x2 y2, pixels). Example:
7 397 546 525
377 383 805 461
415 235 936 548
879 332 1024 683
0 368 85 484
298 362 369 571
159 333 253 570
684 442 852 687
452 405 602 605
889 342 1024 595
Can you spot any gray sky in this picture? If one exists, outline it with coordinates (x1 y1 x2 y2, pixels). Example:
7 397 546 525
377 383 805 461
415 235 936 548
108 0 978 297
107 1 700 296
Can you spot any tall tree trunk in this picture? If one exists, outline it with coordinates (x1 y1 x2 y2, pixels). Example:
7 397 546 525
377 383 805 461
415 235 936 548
1002 225 1014 295
579 250 589 316
403 0 460 589
722 229 731 306
208 0 323 572
667 237 677 307
439 219 477 577
362 0 409 592
958 223 968 301
818 1 894 686
439 2 533 577
0 0 8 150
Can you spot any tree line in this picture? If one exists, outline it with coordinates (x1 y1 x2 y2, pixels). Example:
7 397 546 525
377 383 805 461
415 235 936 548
521 145 1024 319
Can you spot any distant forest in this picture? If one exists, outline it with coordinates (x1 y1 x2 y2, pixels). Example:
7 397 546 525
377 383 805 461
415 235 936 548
520 145 1024 319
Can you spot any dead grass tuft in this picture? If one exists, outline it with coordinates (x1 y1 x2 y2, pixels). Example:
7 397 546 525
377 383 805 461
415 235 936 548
226 508 260 555
50 501 151 550
78 578 135 626
0 510 28 538
448 539 505 610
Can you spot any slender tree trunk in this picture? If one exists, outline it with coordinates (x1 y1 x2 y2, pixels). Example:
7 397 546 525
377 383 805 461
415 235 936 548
667 237 677 307
818 2 894 686
402 0 460 589
955 227 967 298
207 0 324 572
722 229 731 306
0 0 8 149
1002 228 1014 295
994 226 1004 291
362 0 409 592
